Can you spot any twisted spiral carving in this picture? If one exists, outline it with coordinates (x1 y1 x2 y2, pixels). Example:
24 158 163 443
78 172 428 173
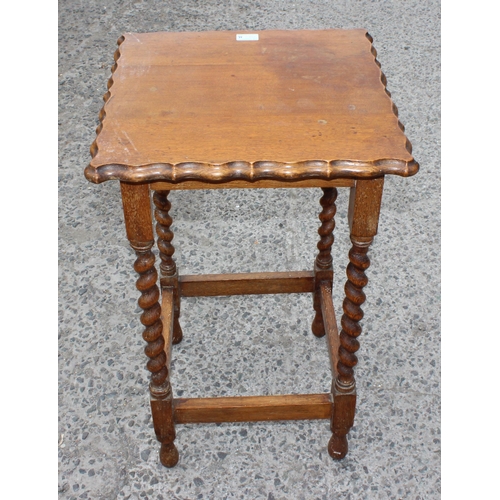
133 247 170 397
153 190 183 344
153 191 176 277
336 242 371 392
312 188 337 337
315 188 338 269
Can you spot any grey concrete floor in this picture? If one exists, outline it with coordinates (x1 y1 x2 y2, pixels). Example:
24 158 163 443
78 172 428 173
58 1 440 499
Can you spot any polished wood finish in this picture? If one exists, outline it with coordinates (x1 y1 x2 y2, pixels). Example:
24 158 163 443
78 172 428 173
85 29 417 186
154 289 178 466
320 282 340 379
160 287 174 370
312 188 337 337
348 178 385 238
151 398 178 468
120 183 164 389
336 239 372 391
328 179 384 460
133 247 165 387
120 183 154 245
173 394 332 424
179 271 314 297
120 183 179 467
153 190 177 278
85 30 419 467
150 179 355 190
153 190 183 344
328 392 356 460
328 238 371 460
315 188 338 270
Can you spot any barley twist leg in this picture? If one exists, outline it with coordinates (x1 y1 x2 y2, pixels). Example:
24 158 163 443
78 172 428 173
121 183 179 468
153 190 183 344
312 187 338 337
328 238 371 459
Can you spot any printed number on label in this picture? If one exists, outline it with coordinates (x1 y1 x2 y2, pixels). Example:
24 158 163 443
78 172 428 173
236 34 259 41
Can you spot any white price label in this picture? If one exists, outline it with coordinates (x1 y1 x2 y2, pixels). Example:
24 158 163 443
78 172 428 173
236 34 259 41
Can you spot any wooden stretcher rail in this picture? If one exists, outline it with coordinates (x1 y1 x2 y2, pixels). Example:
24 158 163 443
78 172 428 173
173 393 332 424
320 282 340 378
160 288 174 370
178 271 315 297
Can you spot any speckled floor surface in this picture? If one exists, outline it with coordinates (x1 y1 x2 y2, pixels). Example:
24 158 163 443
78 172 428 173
58 1 440 498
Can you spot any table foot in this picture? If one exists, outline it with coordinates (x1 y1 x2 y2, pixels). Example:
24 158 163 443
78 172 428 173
312 291 326 337
160 443 179 468
172 318 183 344
328 433 348 460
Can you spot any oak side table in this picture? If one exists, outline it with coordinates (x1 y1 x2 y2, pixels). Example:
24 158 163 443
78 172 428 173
84 29 418 468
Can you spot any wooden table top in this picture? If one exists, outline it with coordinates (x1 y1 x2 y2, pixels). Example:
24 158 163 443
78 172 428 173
85 29 418 185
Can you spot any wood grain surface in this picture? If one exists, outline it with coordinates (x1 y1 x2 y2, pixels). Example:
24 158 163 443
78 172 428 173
320 282 340 378
160 287 174 370
178 271 315 297
85 29 418 184
173 394 332 424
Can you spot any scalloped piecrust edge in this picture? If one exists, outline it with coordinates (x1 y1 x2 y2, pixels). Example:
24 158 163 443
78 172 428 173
365 32 415 159
88 35 125 164
85 32 419 185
